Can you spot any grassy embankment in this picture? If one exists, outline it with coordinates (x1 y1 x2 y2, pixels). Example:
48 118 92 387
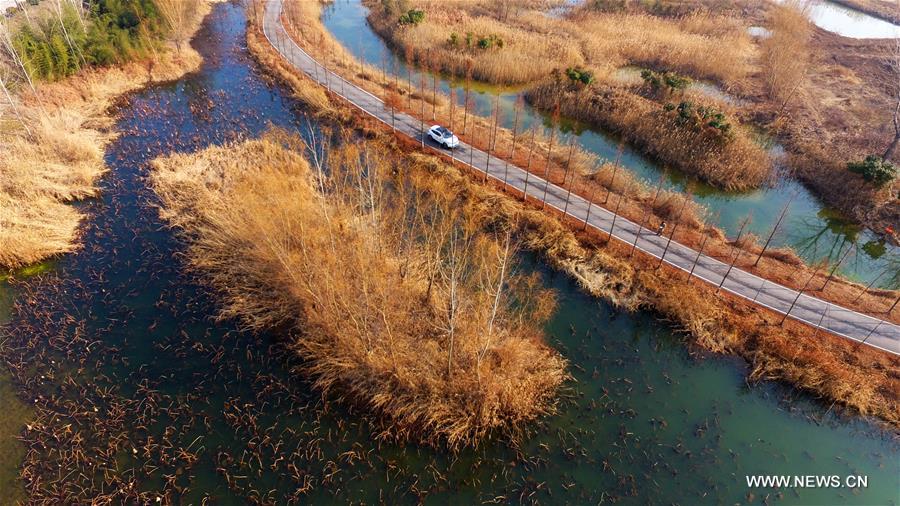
759 3 899 239
264 0 899 323
829 0 900 25
242 3 899 429
0 0 211 270
366 0 899 240
151 131 567 447
365 0 770 191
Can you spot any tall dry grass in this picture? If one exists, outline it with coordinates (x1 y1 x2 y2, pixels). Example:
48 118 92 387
761 1 812 112
366 0 583 85
261 2 898 319
0 0 210 270
150 131 567 447
526 82 772 190
405 139 899 428
364 0 755 87
246 9 899 426
572 10 755 85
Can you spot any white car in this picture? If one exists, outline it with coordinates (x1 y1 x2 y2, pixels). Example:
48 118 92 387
428 125 459 149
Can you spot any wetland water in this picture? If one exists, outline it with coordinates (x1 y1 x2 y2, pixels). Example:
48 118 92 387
323 0 900 289
0 3 898 504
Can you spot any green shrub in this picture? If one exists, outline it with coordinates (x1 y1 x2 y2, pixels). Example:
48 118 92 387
670 101 733 140
641 69 691 93
398 8 425 25
847 155 896 187
12 0 166 82
448 32 459 47
476 34 504 50
564 66 595 85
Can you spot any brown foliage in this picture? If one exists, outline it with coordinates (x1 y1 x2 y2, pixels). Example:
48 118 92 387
0 11 208 270
527 82 771 190
150 131 567 448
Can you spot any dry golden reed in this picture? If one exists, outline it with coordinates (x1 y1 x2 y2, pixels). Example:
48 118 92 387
0 0 211 270
151 131 567 448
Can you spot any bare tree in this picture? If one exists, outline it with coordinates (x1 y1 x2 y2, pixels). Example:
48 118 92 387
156 0 201 55
762 1 812 115
754 193 794 266
632 171 666 257
462 66 472 135
883 39 900 161
504 96 522 185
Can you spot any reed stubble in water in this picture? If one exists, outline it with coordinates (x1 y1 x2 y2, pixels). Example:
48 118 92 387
150 130 567 448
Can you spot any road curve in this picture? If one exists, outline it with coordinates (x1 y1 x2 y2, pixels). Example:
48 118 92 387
261 0 899 355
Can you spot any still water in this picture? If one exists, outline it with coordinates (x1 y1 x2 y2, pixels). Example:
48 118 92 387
323 0 900 289
803 0 899 38
0 3 897 504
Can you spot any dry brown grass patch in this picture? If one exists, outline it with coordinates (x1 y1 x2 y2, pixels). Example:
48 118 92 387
151 131 567 448
0 1 211 270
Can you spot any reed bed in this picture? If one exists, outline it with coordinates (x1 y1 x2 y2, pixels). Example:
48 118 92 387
255 0 898 321
151 131 567 448
247 0 900 428
526 82 772 190
0 0 210 270
364 0 755 87
407 141 900 428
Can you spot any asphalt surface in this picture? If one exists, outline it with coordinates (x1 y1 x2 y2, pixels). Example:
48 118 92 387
262 0 899 355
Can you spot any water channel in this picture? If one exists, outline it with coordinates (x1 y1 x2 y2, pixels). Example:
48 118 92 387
0 3 897 504
323 0 900 289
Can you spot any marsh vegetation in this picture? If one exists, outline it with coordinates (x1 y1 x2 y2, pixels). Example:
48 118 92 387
151 131 567 447
363 0 899 237
0 0 207 270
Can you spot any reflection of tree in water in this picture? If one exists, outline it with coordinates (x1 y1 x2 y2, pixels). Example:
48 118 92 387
791 213 857 264
789 210 899 288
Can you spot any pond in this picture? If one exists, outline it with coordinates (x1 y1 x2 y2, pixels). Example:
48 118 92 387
804 0 899 39
322 0 899 289
0 3 897 504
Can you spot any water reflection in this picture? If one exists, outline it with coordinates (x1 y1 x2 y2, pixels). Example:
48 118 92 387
0 4 898 503
321 0 899 286
804 0 899 39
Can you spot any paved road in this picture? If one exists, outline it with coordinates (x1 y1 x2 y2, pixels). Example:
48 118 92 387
261 0 899 355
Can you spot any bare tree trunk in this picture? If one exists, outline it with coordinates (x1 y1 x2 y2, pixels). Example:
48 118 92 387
687 233 711 281
0 74 31 137
480 229 512 366
522 127 537 200
716 216 751 294
562 139 576 216
462 71 471 135
755 194 794 266
540 129 556 210
504 97 521 185
484 95 500 182
657 193 691 269
820 242 854 291
781 262 825 325
604 143 624 205
632 171 665 257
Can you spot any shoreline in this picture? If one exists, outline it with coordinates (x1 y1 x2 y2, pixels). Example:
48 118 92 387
246 3 899 429
266 0 900 325
0 2 214 501
0 0 212 272
828 0 900 26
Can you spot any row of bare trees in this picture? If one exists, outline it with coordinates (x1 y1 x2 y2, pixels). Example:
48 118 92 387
150 128 567 447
